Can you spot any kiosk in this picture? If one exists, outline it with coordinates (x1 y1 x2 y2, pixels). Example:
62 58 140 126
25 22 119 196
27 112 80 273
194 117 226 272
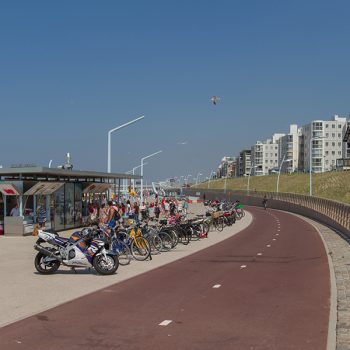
0 167 140 236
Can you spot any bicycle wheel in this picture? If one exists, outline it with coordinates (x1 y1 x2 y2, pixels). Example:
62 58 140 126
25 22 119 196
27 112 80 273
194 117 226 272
131 237 151 261
216 217 224 232
179 230 190 245
203 222 210 236
112 240 131 266
150 235 162 254
159 232 172 251
190 226 201 241
167 229 179 248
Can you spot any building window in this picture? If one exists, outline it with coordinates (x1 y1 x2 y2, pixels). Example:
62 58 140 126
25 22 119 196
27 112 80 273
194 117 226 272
326 124 329 128
313 122 323 130
332 151 335 155
332 133 335 138
332 124 335 128
325 160 329 164
325 151 329 155
338 151 342 155
332 142 335 147
275 153 277 157
325 142 328 146
338 133 341 138
338 124 342 128
338 142 342 147
265 160 268 163
326 133 329 137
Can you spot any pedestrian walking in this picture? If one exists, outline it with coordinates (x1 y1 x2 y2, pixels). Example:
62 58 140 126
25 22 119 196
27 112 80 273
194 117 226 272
183 199 188 215
262 195 268 210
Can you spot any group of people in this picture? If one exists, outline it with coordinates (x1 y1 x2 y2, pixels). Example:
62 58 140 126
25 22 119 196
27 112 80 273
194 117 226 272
87 197 190 227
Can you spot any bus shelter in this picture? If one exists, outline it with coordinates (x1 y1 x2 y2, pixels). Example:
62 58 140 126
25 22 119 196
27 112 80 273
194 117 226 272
0 167 140 236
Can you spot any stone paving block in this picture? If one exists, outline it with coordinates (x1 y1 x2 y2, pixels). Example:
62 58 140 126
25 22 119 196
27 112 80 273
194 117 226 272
300 217 350 349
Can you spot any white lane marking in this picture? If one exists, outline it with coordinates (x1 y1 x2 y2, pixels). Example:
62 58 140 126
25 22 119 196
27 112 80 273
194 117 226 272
159 320 172 326
277 229 281 231
257 253 262 256
240 265 247 269
15 341 22 344
266 244 271 247
276 233 279 236
272 238 276 241
213 284 221 288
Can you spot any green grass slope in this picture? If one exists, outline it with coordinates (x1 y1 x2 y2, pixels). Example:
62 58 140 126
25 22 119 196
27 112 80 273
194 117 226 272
193 172 350 204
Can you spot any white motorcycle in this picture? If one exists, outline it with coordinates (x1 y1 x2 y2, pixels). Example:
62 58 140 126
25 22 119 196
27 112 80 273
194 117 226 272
34 228 119 275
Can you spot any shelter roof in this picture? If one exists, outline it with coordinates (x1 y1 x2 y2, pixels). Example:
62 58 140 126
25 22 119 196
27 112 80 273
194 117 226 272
0 167 141 182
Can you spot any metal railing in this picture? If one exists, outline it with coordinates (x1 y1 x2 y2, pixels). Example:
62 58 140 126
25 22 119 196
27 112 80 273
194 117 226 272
184 188 350 236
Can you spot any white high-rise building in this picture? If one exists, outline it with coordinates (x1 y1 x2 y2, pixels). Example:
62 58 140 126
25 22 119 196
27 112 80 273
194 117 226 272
251 133 284 175
278 124 301 173
301 115 347 173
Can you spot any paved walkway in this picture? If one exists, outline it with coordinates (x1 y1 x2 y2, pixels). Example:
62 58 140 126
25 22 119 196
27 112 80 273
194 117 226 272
0 204 252 327
0 207 330 349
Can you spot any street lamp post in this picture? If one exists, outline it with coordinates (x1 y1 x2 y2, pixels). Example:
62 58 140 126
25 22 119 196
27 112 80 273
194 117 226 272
247 165 258 195
276 154 292 193
140 150 162 204
224 176 229 193
195 172 202 185
107 116 144 173
132 163 148 190
185 174 192 185
309 136 325 196
179 176 184 185
208 170 215 189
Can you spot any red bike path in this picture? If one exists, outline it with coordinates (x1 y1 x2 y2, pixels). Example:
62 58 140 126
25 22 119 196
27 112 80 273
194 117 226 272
0 207 330 350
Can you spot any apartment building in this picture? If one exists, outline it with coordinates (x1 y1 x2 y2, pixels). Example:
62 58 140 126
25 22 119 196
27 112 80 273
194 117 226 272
251 133 284 175
278 124 301 173
301 115 347 173
237 149 251 176
216 156 235 178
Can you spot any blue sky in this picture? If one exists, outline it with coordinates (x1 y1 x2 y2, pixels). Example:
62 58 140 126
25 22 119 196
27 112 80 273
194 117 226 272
0 0 350 181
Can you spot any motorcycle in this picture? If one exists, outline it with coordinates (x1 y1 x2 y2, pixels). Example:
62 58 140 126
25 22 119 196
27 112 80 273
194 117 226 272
34 228 119 275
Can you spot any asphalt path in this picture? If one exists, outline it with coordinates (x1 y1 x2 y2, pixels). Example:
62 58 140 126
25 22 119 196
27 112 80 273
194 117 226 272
0 207 330 350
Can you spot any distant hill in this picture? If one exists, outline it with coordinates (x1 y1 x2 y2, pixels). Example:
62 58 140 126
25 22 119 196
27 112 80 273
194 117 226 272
193 172 350 204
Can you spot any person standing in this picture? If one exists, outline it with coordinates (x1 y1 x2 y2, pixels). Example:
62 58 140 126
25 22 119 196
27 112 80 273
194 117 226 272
154 203 160 220
10 203 20 217
126 200 131 216
99 203 108 225
37 204 47 228
164 200 170 217
106 201 116 227
133 202 140 223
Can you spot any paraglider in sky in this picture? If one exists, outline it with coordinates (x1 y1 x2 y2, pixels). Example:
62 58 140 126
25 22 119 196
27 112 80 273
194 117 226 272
210 96 221 105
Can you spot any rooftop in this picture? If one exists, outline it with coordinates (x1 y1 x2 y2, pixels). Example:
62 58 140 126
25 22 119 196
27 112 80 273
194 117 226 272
0 167 141 183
